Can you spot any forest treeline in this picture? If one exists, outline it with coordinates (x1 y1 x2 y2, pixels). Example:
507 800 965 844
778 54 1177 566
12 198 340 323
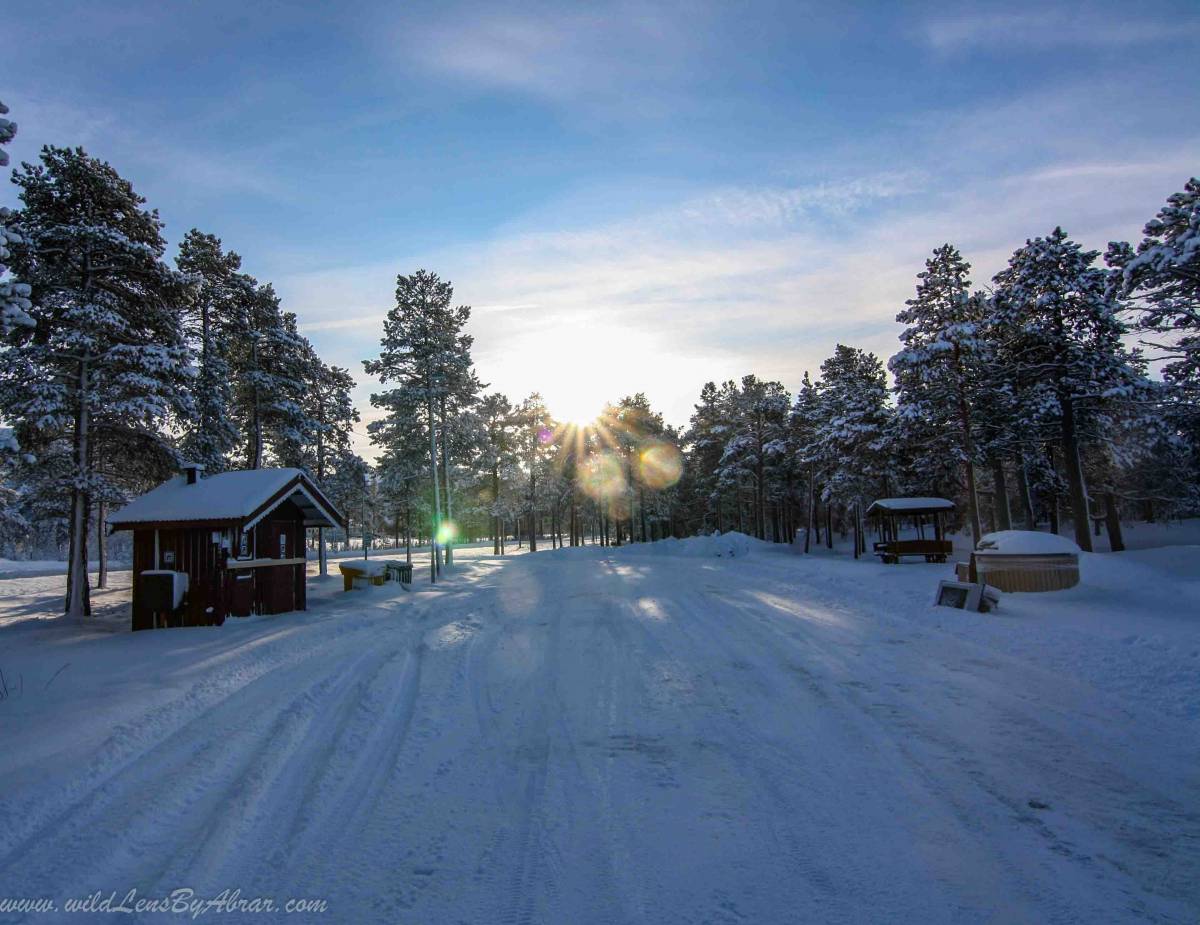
0 97 1197 609
0 102 360 615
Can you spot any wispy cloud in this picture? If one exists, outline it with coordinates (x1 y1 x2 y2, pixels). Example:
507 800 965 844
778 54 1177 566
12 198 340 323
3 92 294 207
281 146 1190 442
921 10 1198 52
379 1 712 115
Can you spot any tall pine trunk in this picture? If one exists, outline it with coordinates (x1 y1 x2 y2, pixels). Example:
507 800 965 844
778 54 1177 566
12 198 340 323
316 430 328 576
528 472 537 552
1059 395 1093 552
427 391 442 582
440 397 453 566
954 345 983 545
66 358 91 618
492 464 501 555
1015 457 1036 529
991 459 1013 532
96 499 108 590
1104 492 1125 552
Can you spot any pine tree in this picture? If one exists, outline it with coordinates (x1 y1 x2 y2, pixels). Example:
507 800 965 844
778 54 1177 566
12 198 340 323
0 101 34 335
364 269 474 581
812 345 892 552
889 244 987 542
991 228 1142 551
0 101 33 547
716 376 789 540
303 355 358 574
514 392 555 551
1107 178 1200 434
1 146 192 616
175 229 242 471
789 371 822 551
477 392 516 553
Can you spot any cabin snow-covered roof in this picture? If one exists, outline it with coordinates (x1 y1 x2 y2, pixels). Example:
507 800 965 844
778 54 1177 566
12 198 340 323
108 468 343 530
866 497 956 516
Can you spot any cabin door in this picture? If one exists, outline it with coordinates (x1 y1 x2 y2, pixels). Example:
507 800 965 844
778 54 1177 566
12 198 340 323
229 571 254 617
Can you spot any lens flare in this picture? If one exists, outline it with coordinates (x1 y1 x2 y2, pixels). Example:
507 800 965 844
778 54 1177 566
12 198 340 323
437 521 457 544
580 451 626 501
637 442 682 490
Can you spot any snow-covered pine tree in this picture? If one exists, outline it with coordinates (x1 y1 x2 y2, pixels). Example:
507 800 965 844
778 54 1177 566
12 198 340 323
789 371 822 551
364 269 474 581
991 228 1142 552
1 146 192 616
0 101 34 546
716 376 789 541
477 392 517 553
1107 178 1200 436
513 392 555 551
609 393 671 543
889 244 987 543
683 380 737 533
437 364 482 566
175 229 242 472
227 279 310 469
0 101 34 335
302 354 359 574
324 451 370 555
812 345 892 554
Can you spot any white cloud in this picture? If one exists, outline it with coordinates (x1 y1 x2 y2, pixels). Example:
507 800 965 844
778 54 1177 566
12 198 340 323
376 0 713 117
280 147 1190 456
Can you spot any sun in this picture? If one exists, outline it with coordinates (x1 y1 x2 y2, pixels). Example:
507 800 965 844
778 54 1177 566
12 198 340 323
551 396 604 428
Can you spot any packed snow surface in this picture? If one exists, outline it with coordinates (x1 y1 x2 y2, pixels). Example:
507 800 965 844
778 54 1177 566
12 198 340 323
0 536 1197 923
977 530 1082 555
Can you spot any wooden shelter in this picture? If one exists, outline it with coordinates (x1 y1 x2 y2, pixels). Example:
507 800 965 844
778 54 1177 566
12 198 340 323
109 464 345 630
866 497 955 563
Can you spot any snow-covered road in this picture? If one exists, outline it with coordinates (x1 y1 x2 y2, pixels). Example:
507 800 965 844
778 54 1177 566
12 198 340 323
0 540 1197 923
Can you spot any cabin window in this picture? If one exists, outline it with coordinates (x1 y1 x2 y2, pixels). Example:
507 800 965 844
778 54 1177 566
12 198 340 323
279 534 288 559
239 532 249 558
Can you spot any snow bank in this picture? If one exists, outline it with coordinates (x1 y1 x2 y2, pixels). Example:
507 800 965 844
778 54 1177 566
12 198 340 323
977 530 1081 555
0 558 130 579
620 531 761 559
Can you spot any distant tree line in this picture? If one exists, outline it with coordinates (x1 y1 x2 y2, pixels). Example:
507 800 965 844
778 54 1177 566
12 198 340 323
677 182 1200 554
359 175 1198 574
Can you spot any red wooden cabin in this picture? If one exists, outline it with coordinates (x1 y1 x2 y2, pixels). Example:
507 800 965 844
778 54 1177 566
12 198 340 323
108 464 345 631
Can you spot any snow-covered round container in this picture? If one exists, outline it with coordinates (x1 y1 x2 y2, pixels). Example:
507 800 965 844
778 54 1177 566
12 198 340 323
973 531 1081 592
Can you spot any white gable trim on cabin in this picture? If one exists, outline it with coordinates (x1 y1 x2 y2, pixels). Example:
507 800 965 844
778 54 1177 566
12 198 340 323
241 481 342 535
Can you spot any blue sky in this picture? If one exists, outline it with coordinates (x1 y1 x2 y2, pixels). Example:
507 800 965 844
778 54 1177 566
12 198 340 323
5 0 1199 452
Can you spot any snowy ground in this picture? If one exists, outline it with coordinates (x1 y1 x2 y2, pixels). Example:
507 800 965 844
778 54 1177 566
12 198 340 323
0 538 1197 923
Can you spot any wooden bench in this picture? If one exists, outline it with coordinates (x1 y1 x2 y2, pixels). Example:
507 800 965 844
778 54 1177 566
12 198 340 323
873 539 952 564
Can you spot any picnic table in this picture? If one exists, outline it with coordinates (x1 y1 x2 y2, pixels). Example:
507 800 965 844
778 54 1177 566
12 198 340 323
337 559 413 592
338 560 388 591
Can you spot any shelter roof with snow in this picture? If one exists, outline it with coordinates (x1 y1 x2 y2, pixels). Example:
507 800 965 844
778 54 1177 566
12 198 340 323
108 467 344 532
866 497 956 517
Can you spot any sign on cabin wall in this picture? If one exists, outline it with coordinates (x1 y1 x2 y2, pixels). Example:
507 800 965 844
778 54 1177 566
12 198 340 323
163 550 175 567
